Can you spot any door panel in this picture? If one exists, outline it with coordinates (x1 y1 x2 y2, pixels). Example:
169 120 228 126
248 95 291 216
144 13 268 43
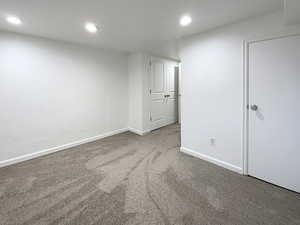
151 100 165 122
165 63 178 122
150 60 166 129
166 98 177 123
248 35 300 193
150 60 177 130
152 62 164 93
167 65 176 92
166 63 177 96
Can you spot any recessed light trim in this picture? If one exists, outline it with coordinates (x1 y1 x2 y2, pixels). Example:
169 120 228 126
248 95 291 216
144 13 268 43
180 15 192 26
6 16 22 25
85 22 98 33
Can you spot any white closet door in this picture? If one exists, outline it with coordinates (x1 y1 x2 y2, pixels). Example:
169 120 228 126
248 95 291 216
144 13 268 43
248 35 300 193
165 63 178 124
150 59 167 130
150 59 177 130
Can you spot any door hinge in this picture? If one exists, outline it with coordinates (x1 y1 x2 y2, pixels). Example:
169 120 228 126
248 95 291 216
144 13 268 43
149 89 152 94
150 115 152 121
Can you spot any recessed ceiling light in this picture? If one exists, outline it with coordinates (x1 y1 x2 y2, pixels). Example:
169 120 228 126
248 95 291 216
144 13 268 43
85 22 98 33
180 15 192 27
6 16 22 25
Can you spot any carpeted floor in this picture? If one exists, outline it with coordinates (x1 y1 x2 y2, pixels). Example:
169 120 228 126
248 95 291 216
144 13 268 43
0 124 299 225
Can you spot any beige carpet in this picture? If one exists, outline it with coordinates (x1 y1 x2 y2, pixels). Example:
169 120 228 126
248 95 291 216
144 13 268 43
0 124 299 225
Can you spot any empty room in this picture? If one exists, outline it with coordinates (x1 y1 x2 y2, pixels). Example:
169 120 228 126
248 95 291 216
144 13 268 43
0 0 300 224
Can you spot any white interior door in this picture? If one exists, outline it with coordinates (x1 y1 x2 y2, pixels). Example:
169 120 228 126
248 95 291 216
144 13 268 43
165 63 178 124
248 35 300 193
150 59 166 129
177 65 181 124
150 59 177 130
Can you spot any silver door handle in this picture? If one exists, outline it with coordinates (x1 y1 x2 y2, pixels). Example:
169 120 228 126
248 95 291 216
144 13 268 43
250 105 258 111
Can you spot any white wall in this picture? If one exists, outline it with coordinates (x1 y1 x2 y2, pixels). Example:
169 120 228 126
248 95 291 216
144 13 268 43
128 53 144 133
179 12 300 173
145 39 180 61
0 31 128 164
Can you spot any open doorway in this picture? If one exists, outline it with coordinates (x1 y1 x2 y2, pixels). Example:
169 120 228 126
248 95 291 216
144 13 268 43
148 58 180 131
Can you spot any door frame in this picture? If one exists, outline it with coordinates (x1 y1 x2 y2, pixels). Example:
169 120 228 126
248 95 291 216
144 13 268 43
148 56 180 131
242 31 300 175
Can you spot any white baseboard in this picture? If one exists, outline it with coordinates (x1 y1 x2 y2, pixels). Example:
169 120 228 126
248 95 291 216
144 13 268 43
0 128 128 168
128 127 150 136
180 147 242 174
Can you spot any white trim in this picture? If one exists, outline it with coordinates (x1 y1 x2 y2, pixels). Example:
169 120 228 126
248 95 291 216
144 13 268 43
242 32 300 175
247 32 300 44
128 127 150 136
180 147 242 174
0 128 128 168
242 40 249 175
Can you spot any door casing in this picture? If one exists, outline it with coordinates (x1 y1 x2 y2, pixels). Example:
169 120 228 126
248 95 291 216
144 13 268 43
242 32 300 175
